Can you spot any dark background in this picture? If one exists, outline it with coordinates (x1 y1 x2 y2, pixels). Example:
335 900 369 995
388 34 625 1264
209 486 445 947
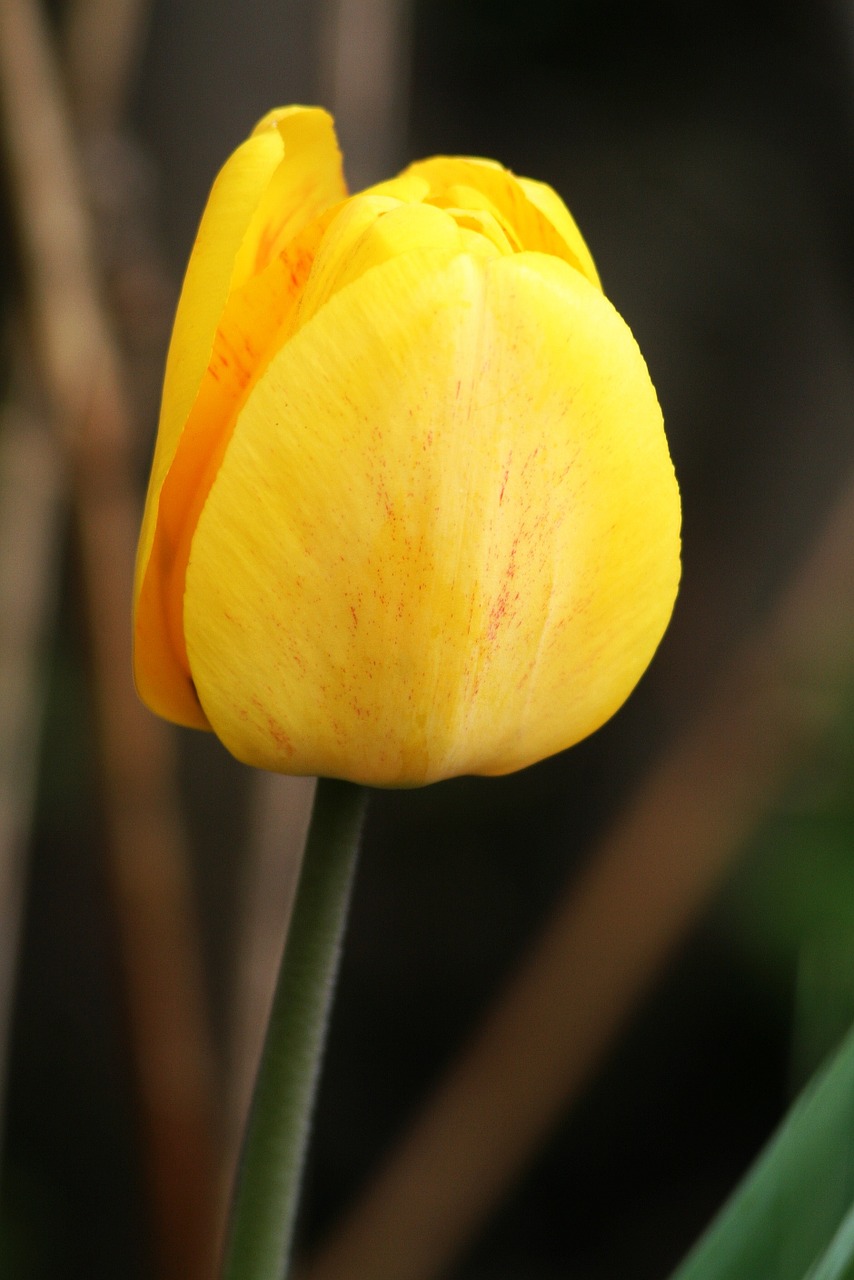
3 1 854 1276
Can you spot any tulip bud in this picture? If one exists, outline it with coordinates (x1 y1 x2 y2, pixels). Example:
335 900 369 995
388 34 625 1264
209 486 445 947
133 106 680 786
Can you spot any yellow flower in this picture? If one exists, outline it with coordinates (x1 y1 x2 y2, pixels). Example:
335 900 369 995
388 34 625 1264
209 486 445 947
133 106 680 786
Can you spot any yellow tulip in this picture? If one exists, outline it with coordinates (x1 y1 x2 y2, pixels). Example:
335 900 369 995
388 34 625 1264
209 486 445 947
133 106 680 786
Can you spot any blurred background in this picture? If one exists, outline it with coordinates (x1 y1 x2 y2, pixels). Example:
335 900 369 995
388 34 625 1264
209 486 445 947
1 0 854 1277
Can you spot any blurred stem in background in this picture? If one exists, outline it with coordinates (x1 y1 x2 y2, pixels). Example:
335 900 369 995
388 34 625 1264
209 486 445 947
319 0 414 190
0 0 223 1275
0 391 63 1157
62 0 152 133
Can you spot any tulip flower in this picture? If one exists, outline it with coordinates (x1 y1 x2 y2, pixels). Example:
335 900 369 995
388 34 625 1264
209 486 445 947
133 105 680 786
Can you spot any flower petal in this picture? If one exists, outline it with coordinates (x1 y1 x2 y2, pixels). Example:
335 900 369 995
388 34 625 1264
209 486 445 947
133 107 346 725
134 219 326 726
297 196 471 325
233 107 347 284
515 175 601 288
403 155 601 287
134 124 284 611
183 247 679 784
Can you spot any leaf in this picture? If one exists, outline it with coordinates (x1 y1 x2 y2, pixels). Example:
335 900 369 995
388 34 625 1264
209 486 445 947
805 1201 854 1280
669 1024 854 1280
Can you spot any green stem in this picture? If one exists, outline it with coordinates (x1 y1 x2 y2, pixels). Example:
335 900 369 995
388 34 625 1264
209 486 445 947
223 777 369 1280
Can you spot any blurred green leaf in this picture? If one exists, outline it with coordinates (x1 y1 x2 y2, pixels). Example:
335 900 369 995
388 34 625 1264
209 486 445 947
805 1201 854 1280
720 679 854 1080
670 1024 854 1280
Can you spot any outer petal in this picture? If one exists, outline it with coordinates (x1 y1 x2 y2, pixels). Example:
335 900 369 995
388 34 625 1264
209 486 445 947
182 248 680 785
233 107 347 284
134 122 284 609
134 107 346 725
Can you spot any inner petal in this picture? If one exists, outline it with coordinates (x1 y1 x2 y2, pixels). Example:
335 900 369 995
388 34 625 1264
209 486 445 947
403 155 601 286
296 197 466 327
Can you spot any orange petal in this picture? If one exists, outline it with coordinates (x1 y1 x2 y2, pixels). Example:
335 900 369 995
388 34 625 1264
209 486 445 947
134 108 346 725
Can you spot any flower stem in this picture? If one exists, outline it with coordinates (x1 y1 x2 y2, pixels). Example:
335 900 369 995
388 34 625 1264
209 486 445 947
222 777 368 1280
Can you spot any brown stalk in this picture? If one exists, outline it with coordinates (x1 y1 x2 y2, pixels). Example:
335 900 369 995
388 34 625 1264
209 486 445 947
63 0 151 132
319 0 414 190
0 0 223 1275
303 470 854 1280
0 396 63 1147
